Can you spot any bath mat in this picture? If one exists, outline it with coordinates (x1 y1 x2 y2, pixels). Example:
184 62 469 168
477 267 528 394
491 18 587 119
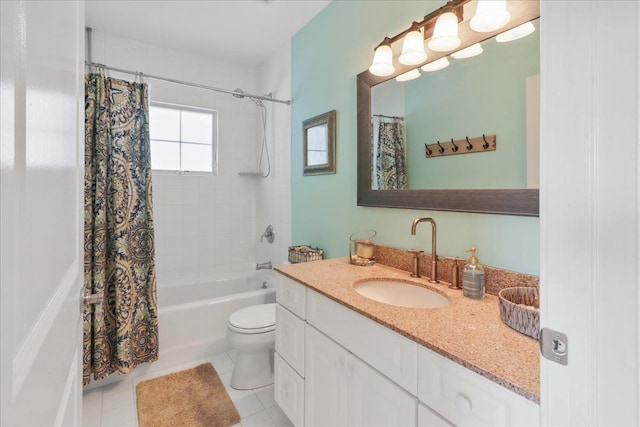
135 363 240 427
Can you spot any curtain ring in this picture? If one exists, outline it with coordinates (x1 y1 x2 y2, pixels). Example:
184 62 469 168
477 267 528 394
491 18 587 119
465 136 473 150
450 138 459 152
425 144 432 156
436 140 445 153
482 134 490 149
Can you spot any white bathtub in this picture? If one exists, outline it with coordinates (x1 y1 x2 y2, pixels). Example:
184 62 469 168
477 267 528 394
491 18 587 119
85 271 276 390
157 271 277 366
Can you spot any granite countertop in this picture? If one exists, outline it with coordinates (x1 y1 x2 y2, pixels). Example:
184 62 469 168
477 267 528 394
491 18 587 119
275 257 540 403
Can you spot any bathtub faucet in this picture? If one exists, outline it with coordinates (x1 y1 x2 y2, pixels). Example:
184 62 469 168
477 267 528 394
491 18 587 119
256 261 272 270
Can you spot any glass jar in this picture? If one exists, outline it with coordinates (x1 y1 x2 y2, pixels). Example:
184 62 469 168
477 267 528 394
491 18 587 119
349 229 377 267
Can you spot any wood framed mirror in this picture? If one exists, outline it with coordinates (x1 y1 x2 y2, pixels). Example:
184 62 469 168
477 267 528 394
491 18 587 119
357 1 540 216
303 110 336 176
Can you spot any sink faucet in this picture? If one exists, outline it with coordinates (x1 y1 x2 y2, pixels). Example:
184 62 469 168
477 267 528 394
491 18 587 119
410 217 438 284
256 261 272 270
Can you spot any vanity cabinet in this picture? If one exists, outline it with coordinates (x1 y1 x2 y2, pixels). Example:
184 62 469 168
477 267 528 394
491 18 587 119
274 272 539 427
305 324 415 427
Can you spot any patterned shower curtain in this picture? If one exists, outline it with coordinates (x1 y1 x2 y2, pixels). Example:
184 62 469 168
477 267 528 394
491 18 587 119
376 121 408 190
83 71 159 385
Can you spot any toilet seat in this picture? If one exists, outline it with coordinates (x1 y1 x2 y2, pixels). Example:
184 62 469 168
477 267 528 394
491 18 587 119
228 303 276 334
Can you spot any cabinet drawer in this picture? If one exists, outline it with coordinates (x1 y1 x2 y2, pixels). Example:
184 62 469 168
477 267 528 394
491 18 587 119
276 304 305 376
276 273 306 319
418 347 539 427
275 353 304 427
306 289 418 395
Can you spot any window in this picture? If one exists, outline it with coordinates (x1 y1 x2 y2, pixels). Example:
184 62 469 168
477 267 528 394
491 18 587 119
149 102 217 173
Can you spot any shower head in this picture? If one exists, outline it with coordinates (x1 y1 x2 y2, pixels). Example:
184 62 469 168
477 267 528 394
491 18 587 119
232 88 246 99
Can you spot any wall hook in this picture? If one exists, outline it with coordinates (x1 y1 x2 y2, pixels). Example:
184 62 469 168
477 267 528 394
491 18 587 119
482 134 490 149
465 136 473 150
436 140 445 153
425 143 432 156
450 138 458 152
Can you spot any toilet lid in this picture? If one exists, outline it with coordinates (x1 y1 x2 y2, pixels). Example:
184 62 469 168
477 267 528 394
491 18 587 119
228 303 276 332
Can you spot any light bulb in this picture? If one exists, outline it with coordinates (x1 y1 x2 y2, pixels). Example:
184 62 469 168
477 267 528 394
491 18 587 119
470 0 511 33
395 69 421 82
451 43 483 59
398 28 427 66
421 57 450 72
428 12 461 52
369 43 394 77
496 22 535 43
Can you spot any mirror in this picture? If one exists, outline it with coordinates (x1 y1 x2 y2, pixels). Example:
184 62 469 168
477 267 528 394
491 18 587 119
358 1 540 216
303 110 336 175
372 20 539 190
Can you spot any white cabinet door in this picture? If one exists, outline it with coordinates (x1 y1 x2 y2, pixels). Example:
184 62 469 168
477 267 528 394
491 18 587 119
305 324 349 427
347 354 416 427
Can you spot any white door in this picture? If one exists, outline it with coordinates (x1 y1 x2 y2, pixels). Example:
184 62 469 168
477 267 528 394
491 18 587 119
305 325 349 427
346 353 416 427
0 1 85 426
540 1 639 425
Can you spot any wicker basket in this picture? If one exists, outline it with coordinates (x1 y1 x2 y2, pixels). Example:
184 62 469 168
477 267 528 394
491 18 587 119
498 287 540 340
288 245 323 263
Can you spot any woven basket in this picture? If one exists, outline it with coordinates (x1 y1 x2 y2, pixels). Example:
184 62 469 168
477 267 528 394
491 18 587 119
498 287 540 340
288 245 323 263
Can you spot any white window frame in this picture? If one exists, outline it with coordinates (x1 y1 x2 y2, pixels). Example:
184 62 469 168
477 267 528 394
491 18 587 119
149 101 218 175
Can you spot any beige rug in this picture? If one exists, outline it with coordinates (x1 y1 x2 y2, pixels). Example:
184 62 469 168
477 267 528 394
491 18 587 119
136 363 240 427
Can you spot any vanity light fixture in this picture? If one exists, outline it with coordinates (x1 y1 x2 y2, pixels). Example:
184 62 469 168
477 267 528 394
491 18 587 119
428 8 462 52
395 68 421 82
421 57 450 72
368 38 395 77
367 0 535 78
451 43 483 59
398 22 428 65
496 21 535 42
470 0 511 33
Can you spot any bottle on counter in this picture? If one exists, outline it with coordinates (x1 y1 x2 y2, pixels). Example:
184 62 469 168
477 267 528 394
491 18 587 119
462 247 485 299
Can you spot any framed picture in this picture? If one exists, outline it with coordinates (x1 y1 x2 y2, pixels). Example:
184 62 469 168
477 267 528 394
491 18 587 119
303 110 336 175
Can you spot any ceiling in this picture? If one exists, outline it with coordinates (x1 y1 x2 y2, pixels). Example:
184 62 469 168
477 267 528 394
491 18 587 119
85 0 331 66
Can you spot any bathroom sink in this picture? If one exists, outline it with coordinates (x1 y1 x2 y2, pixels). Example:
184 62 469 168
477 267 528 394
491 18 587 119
353 280 449 309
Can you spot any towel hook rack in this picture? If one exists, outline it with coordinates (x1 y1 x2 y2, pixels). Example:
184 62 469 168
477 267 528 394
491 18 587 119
424 134 496 158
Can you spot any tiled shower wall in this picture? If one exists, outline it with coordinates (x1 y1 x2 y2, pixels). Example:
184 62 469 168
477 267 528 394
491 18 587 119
90 31 261 287
255 42 293 267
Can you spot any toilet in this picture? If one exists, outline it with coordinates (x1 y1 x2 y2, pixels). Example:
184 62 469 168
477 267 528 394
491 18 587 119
227 303 276 390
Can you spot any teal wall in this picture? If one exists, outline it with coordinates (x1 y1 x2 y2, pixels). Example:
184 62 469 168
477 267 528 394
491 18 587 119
405 21 539 189
291 1 539 275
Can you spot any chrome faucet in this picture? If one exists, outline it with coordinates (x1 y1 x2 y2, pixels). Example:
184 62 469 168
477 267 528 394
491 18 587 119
410 217 438 284
256 261 272 270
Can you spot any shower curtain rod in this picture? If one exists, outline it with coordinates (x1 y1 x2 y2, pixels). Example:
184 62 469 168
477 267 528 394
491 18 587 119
84 61 291 106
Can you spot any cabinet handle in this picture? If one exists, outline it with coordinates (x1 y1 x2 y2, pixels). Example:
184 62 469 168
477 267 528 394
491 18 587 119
455 393 473 414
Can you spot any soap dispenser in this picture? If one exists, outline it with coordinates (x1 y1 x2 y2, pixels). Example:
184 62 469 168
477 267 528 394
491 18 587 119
462 247 485 299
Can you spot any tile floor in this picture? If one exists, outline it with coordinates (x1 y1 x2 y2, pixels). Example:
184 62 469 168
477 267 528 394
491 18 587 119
82 349 292 427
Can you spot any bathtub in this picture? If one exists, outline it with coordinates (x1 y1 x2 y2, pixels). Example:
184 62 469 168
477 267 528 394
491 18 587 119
157 271 276 367
84 271 276 390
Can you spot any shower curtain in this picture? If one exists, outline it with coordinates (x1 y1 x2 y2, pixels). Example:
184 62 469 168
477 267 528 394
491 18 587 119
375 119 408 190
83 71 159 384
